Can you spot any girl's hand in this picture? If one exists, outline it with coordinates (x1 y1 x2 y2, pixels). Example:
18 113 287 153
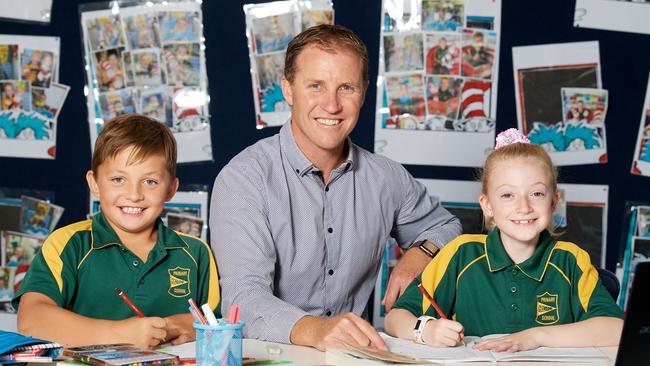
473 328 541 352
423 318 465 347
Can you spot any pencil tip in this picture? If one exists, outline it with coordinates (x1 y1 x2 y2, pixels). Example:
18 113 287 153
115 287 121 294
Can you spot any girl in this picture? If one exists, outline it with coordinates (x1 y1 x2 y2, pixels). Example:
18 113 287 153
385 128 623 352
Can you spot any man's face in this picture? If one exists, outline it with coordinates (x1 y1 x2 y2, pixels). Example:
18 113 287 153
281 45 365 160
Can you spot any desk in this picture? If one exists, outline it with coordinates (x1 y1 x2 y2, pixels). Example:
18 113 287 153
242 340 618 366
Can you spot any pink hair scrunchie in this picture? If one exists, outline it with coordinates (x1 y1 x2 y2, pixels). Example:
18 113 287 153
495 128 530 149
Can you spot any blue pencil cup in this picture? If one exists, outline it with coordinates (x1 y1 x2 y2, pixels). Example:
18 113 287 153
194 321 244 366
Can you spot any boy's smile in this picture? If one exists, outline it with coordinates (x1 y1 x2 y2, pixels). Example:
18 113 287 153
86 145 178 245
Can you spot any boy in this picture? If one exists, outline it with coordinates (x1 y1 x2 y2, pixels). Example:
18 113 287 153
13 114 220 349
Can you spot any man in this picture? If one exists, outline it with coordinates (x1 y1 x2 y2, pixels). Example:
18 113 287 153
210 24 461 351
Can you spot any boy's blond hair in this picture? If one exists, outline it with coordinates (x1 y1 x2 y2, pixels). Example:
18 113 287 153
480 142 558 231
92 114 176 177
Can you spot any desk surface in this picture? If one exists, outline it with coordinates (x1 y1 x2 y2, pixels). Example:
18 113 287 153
1 309 618 366
243 339 618 366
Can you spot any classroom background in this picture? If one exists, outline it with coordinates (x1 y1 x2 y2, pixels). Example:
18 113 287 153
0 0 648 274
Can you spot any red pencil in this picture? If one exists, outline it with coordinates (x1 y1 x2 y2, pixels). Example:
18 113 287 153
115 287 145 318
413 278 448 320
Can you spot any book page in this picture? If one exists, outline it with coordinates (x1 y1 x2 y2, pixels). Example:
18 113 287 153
492 346 605 362
382 333 607 363
380 333 493 362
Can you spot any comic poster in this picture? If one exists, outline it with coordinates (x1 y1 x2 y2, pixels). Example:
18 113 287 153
0 35 66 160
0 266 15 303
574 0 650 35
618 204 650 310
245 0 334 129
631 72 650 177
81 1 212 163
375 0 502 167
1 231 44 267
19 195 63 238
166 213 204 238
512 41 606 166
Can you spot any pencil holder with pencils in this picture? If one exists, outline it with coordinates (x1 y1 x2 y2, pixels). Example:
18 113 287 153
194 321 244 366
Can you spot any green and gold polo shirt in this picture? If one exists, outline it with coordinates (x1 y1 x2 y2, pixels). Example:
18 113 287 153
393 229 623 336
13 212 220 319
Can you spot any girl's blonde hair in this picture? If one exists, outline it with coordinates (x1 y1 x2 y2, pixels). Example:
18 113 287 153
480 142 558 231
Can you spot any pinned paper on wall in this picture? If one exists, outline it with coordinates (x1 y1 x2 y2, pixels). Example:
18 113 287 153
80 0 212 163
374 0 502 167
244 0 334 129
512 41 608 166
574 0 650 35
631 72 650 178
0 35 68 160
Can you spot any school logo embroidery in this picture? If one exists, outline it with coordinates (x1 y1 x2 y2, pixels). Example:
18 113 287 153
168 267 191 298
535 292 559 325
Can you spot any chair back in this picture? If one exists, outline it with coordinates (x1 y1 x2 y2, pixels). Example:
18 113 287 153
596 267 620 300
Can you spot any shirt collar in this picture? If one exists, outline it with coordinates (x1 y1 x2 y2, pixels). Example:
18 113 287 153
485 228 555 281
91 212 189 250
279 122 355 177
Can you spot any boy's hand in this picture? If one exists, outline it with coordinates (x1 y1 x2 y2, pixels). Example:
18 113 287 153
473 328 541 352
110 317 167 349
423 318 464 347
164 313 196 345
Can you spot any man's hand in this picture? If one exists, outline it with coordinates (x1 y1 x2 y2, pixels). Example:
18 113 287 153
290 313 387 352
382 246 433 312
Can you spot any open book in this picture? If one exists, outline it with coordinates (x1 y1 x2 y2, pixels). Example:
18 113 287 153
381 333 607 363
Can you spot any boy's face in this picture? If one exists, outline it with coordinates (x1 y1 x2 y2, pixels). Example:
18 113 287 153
86 145 178 241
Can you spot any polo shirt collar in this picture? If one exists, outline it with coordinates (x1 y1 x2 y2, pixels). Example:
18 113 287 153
280 122 355 177
91 212 189 250
485 228 555 281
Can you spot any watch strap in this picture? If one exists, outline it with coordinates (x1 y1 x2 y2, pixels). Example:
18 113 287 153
412 315 436 344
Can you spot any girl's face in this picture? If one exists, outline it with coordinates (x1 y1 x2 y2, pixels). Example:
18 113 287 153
479 157 557 249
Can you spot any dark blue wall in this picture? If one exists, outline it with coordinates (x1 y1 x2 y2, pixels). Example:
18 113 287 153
0 0 648 270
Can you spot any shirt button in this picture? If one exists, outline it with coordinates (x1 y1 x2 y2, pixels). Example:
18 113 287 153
328 269 334 275
327 227 333 233
325 186 329 192
132 260 139 267
295 169 299 174
326 310 332 316
511 303 518 311
511 268 517 276
510 286 517 293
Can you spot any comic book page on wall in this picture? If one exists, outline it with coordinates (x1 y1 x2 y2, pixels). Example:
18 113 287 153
631 72 650 177
374 0 502 167
81 1 212 163
0 35 68 159
244 0 334 129
512 41 608 166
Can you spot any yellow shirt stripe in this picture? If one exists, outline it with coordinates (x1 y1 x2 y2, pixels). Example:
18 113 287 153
552 241 598 312
41 220 92 292
177 233 220 309
421 234 486 314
